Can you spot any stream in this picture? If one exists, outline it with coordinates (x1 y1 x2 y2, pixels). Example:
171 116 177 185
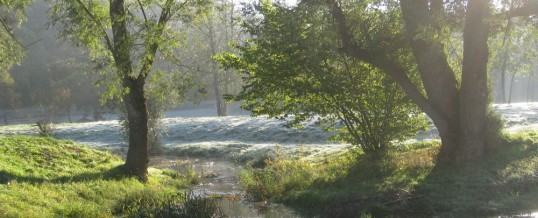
150 156 302 218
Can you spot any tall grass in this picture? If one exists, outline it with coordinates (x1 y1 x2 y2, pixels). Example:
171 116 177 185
240 133 538 216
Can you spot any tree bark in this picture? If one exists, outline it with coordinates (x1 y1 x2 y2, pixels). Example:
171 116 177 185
110 0 149 182
122 77 149 182
400 0 461 162
458 0 490 162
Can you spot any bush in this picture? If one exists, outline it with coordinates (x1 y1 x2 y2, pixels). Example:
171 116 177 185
34 120 55 137
217 2 427 154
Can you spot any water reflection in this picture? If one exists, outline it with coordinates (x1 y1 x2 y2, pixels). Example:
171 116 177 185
150 156 302 218
217 199 301 218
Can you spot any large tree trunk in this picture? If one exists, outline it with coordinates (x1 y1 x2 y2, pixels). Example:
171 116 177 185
457 0 490 162
329 0 497 165
400 0 461 162
397 0 493 164
111 0 149 181
328 0 498 164
123 78 149 182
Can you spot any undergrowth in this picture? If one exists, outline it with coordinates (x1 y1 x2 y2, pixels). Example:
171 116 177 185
0 135 202 217
240 132 538 217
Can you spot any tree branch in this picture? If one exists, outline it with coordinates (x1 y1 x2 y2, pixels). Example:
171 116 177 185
138 0 174 80
325 0 444 124
75 0 114 53
137 0 149 28
0 15 25 49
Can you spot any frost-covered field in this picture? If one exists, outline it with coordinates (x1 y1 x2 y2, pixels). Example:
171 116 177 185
0 108 349 160
1 103 538 160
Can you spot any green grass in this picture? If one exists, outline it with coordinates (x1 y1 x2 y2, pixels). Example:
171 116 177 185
240 133 538 217
0 135 197 217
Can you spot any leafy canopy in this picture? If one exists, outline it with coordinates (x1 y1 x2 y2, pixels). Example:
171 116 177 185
217 2 426 153
48 0 211 102
0 0 34 109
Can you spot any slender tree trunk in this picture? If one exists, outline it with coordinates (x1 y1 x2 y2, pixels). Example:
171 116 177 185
2 112 8 125
222 74 228 115
93 109 104 121
527 74 533 102
208 17 226 116
212 63 225 116
67 107 72 123
500 29 513 103
500 58 509 103
508 73 516 104
500 1 514 103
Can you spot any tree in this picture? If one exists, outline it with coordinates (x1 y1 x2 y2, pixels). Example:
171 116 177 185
0 0 33 124
0 70 17 125
218 2 427 154
181 0 243 116
313 0 538 164
49 0 209 181
490 18 538 104
0 0 32 72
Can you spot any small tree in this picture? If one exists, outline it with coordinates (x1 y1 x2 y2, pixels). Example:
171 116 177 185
218 2 426 154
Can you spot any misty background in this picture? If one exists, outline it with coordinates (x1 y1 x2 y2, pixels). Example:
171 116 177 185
2 0 538 126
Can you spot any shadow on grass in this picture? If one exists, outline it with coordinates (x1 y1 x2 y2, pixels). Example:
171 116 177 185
276 152 412 217
0 164 130 184
274 136 538 217
316 153 419 217
406 138 538 217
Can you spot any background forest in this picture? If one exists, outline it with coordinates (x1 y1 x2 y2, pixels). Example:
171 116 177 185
1 0 244 125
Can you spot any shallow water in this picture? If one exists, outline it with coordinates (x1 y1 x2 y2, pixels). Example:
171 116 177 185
150 156 302 218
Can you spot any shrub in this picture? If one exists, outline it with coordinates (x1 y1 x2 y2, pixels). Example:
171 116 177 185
35 120 55 137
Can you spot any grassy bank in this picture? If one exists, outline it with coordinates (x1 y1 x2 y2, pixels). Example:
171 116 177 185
0 135 199 217
240 132 538 217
